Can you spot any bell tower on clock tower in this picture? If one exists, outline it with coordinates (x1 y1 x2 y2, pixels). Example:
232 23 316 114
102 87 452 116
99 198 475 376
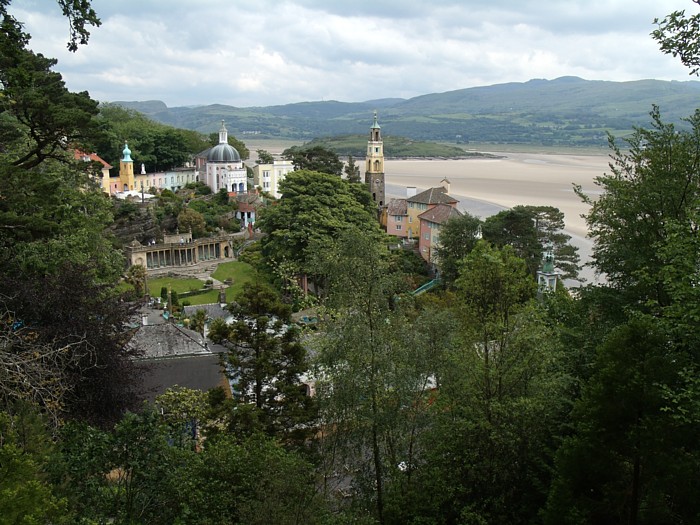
364 111 385 207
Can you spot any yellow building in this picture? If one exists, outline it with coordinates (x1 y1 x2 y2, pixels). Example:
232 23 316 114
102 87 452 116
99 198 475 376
119 142 136 191
252 158 294 198
74 150 113 193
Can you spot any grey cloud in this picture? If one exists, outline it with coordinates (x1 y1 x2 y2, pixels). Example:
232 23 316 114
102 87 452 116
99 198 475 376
9 0 697 107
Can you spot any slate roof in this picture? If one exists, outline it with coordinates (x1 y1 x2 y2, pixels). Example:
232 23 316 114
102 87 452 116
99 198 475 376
407 186 458 205
418 203 463 225
137 354 228 402
129 323 226 359
182 303 229 321
387 198 407 215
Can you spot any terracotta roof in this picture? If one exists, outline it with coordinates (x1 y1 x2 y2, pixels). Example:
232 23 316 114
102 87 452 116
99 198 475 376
387 198 407 215
74 150 112 169
407 186 458 205
418 203 462 225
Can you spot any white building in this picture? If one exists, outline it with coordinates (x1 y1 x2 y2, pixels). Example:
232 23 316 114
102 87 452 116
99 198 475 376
202 121 248 194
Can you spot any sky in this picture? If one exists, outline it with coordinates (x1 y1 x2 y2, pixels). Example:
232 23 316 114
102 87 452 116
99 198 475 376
8 0 699 108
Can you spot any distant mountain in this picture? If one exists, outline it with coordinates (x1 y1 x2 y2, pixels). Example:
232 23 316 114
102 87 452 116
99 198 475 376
113 77 700 147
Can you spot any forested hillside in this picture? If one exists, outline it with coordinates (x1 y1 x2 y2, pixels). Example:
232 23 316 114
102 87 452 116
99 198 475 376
115 76 700 147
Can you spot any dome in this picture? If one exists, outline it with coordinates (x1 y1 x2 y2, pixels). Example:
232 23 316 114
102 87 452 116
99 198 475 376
122 142 132 162
206 143 241 162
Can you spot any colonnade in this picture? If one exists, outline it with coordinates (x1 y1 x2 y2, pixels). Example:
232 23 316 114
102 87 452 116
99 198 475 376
139 241 224 269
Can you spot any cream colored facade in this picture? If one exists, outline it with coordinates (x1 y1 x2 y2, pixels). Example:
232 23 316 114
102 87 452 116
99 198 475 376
125 231 235 270
364 111 385 207
252 159 294 198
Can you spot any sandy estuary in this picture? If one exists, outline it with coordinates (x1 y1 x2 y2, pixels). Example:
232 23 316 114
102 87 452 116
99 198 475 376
384 152 612 284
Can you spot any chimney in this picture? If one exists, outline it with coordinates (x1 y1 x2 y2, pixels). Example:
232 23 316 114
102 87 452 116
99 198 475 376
440 178 451 194
407 186 417 198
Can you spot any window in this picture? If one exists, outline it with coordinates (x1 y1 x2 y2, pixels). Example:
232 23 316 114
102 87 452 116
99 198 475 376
408 202 414 208
375 147 380 153
396 225 402 231
408 216 413 223
393 215 403 222
424 233 429 240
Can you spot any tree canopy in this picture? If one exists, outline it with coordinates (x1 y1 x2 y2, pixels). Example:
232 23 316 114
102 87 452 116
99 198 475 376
282 145 343 176
653 1 700 75
257 170 381 275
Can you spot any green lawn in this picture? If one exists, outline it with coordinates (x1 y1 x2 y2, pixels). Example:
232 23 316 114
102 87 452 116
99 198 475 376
212 261 256 300
147 277 205 296
139 261 256 306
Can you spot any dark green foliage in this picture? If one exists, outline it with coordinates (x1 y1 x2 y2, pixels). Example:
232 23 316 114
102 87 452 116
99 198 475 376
194 182 212 195
482 207 543 277
258 170 381 275
186 194 238 233
57 410 178 524
0 405 69 523
283 145 343 175
313 230 435 524
579 107 700 306
96 103 208 171
177 207 206 237
0 11 101 170
223 281 314 440
481 205 580 280
434 211 483 286
0 262 141 427
164 433 326 525
216 187 229 205
256 149 274 164
113 199 139 221
413 243 565 524
344 154 361 182
545 316 700 524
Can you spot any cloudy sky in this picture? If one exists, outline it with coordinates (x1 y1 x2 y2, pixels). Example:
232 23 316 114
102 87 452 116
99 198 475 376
8 0 698 108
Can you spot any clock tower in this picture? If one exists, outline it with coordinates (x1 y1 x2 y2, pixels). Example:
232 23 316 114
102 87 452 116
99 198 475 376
365 111 385 207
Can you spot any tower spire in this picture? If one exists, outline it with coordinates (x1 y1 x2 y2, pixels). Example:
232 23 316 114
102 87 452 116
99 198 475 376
365 111 385 207
218 120 228 145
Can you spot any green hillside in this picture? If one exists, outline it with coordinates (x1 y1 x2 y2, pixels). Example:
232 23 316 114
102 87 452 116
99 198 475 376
114 77 700 147
304 135 495 158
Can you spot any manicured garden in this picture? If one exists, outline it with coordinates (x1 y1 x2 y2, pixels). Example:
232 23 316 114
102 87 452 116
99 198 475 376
144 261 255 306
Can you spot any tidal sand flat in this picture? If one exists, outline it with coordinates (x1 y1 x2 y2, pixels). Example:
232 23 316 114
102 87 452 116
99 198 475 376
385 152 612 282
